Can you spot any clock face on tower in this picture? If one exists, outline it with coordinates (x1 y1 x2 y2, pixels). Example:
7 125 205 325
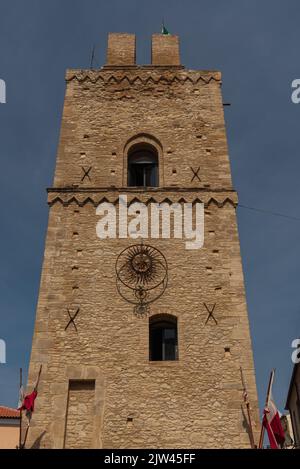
115 241 168 315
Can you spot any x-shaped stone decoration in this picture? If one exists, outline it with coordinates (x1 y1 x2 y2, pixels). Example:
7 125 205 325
65 308 80 331
203 303 218 325
81 166 92 182
190 166 201 182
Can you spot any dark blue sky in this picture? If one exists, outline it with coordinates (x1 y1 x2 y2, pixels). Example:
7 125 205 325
0 0 299 417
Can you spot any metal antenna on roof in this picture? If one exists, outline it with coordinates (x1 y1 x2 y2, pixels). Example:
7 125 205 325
90 44 96 70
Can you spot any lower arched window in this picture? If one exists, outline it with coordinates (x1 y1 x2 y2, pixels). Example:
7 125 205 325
149 315 178 361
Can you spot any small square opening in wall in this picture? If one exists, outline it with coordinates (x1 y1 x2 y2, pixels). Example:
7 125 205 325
206 149 211 154
112 151 117 157
172 169 177 175
224 347 231 358
80 152 86 158
126 416 134 427
111 170 116 175
73 232 79 237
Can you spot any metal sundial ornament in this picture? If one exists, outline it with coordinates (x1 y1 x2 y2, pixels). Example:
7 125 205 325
116 241 168 315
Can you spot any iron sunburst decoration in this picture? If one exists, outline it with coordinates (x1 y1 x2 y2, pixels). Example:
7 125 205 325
116 241 168 315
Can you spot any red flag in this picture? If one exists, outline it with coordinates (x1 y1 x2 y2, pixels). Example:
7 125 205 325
19 390 37 420
19 390 37 413
263 371 285 449
18 365 42 421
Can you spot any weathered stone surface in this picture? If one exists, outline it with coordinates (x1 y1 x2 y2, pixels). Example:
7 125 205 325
26 33 260 449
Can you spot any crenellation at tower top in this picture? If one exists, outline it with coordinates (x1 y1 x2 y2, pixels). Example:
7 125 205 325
151 34 181 66
105 32 181 67
106 33 136 66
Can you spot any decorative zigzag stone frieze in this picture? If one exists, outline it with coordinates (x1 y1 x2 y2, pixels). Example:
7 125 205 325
47 188 237 208
65 69 222 86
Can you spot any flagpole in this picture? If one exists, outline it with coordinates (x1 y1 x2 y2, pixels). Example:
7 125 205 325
22 422 30 449
18 368 22 449
258 369 275 448
240 367 256 448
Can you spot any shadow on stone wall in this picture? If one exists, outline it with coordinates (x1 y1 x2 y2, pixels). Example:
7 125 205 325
241 404 253 447
30 431 47 449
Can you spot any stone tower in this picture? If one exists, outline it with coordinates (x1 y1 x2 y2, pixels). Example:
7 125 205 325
26 33 260 448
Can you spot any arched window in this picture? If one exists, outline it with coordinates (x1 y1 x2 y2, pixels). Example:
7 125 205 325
128 143 158 187
149 315 178 361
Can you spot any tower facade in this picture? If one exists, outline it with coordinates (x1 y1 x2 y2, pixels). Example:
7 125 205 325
26 33 259 448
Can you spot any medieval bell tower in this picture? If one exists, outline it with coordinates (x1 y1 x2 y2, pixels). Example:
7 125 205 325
26 32 260 448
